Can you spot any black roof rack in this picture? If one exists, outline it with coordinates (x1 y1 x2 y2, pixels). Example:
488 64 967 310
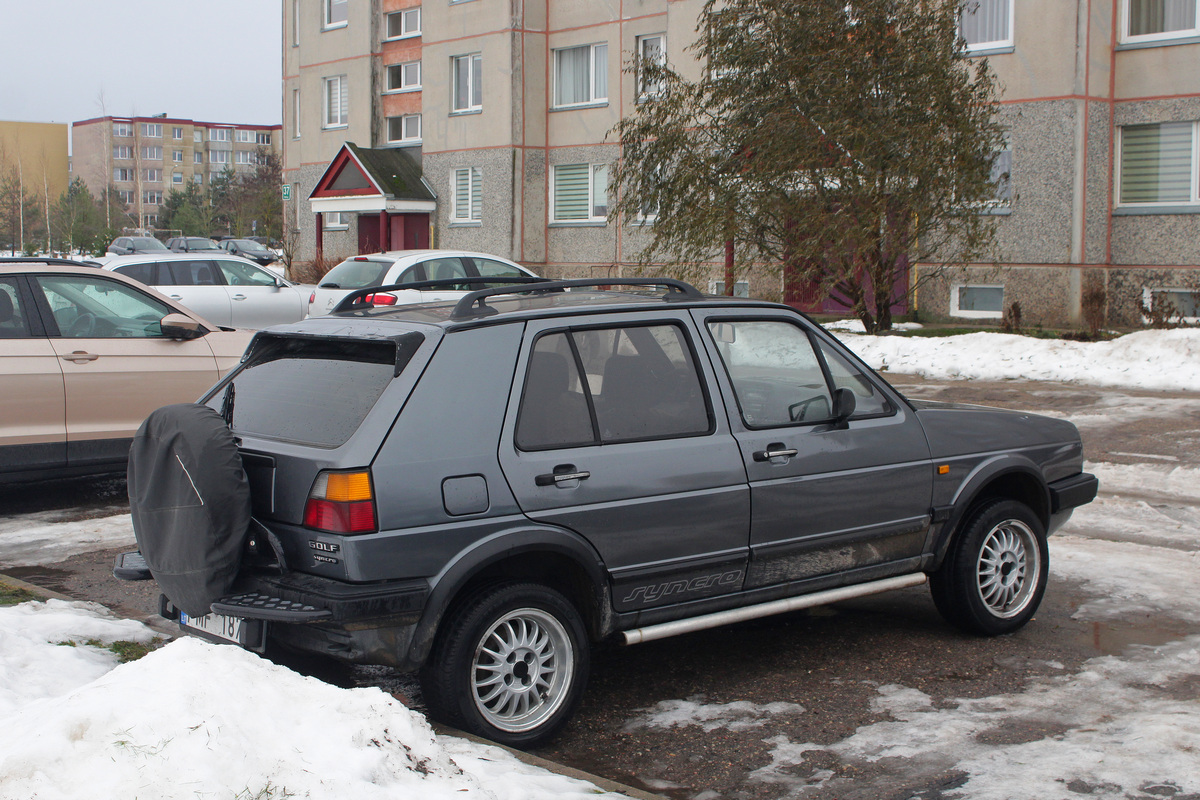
451 277 705 320
332 276 550 313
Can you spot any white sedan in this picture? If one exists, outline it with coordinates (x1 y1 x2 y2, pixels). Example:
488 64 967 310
104 253 310 329
308 250 539 316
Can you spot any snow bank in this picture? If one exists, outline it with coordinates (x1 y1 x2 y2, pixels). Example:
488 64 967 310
0 510 135 568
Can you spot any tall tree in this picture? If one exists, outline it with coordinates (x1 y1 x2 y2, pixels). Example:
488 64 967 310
160 181 212 236
612 0 1006 332
50 178 104 253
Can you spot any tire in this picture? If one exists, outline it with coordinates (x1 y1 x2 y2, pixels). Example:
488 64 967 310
419 582 590 749
930 499 1048 636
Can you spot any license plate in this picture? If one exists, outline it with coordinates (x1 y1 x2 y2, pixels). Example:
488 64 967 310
180 611 245 644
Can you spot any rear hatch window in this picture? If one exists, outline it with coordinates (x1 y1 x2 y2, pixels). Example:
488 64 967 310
205 332 423 448
319 258 393 289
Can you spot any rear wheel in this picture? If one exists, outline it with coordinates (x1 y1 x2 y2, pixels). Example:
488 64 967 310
419 582 589 749
931 499 1048 636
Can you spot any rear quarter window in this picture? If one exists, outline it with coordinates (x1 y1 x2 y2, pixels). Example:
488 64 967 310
207 332 423 447
320 258 393 289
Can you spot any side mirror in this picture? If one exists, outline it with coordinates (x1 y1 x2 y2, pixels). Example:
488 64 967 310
833 387 857 424
160 313 207 340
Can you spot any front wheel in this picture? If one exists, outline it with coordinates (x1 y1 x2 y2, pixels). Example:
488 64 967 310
419 582 589 749
930 499 1048 636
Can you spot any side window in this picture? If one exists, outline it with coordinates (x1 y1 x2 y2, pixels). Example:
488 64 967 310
471 258 525 279
515 323 711 449
707 319 833 427
0 278 31 338
166 260 220 286
216 259 277 286
33 275 174 339
817 341 892 418
421 257 468 282
113 263 157 285
396 263 426 284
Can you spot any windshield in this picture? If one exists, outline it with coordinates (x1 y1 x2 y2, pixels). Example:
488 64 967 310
132 238 168 250
187 238 221 250
230 239 263 250
319 258 393 289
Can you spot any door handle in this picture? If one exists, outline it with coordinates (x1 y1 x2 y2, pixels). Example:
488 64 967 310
169 294 182 300
232 294 247 301
535 467 591 487
753 444 798 462
60 351 99 363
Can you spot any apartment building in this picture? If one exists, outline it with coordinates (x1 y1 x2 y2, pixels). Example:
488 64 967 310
0 120 70 203
72 116 282 231
285 0 1200 328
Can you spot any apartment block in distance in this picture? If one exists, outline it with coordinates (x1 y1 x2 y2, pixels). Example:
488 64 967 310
72 115 283 231
286 0 1200 328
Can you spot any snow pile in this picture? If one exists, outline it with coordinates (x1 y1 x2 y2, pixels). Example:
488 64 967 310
0 603 615 800
624 698 805 732
0 510 135 569
835 328 1200 391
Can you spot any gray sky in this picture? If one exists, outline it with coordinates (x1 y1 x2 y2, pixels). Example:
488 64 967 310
0 0 282 127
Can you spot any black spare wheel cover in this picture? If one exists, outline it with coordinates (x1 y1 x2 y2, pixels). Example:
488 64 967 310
128 403 251 618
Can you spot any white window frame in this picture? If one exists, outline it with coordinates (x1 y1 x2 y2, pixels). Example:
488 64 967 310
636 34 667 101
552 42 608 109
323 75 349 128
1115 121 1200 207
194 152 203 164
114 169 134 183
293 89 302 138
117 189 134 204
235 130 255 143
385 8 421 39
210 150 230 165
143 168 162 183
386 61 422 93
194 129 204 143
1120 0 1200 44
958 0 1014 53
1142 286 1200 322
173 150 183 162
172 172 183 184
386 114 422 145
142 190 163 206
112 122 133 137
292 0 300 45
172 127 184 140
112 145 132 160
950 284 1005 319
324 0 348 30
141 146 162 161
709 280 750 298
141 123 162 138
451 167 482 224
235 150 257 165
324 211 350 230
210 128 231 142
451 53 483 113
550 163 609 224
193 173 204 185
257 131 272 145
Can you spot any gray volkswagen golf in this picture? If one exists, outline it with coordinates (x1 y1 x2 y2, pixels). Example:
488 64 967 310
118 278 1097 748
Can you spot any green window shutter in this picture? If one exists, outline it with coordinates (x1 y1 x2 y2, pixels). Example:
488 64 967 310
554 164 590 220
1120 122 1194 204
471 167 482 220
454 169 471 220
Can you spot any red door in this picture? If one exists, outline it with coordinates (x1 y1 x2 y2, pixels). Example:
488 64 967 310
357 214 380 254
390 213 430 250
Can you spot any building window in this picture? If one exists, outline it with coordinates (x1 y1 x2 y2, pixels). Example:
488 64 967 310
387 61 421 92
1122 0 1199 42
142 191 163 206
141 146 162 161
552 163 608 223
194 152 203 164
553 43 608 108
172 127 184 140
194 129 204 143
193 173 203 185
141 123 162 138
144 215 159 226
451 167 482 223
324 0 348 29
387 114 422 144
1143 287 1200 322
114 169 133 183
293 89 302 138
1118 121 1197 205
257 131 272 145
452 53 482 113
172 172 183 184
324 75 349 128
112 145 132 160
210 128 230 142
173 150 183 162
325 211 350 230
636 34 666 100
235 130 255 143
112 122 133 137
117 189 134 204
709 280 750 297
235 151 257 165
951 285 1004 318
990 140 1012 205
143 169 162 182
386 8 421 39
210 150 230 165
959 0 1013 51
292 0 300 45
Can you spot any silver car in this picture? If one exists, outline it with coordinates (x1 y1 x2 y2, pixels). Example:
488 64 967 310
104 253 309 329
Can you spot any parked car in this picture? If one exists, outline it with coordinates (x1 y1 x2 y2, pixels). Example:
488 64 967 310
166 237 222 253
0 258 252 484
218 238 278 267
117 278 1097 748
307 250 538 316
107 236 170 256
103 253 310 329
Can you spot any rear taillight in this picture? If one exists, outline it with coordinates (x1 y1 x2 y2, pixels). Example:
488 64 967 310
362 293 397 306
309 291 315 304
303 470 377 533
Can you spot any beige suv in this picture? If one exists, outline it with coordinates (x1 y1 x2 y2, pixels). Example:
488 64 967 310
0 259 253 483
